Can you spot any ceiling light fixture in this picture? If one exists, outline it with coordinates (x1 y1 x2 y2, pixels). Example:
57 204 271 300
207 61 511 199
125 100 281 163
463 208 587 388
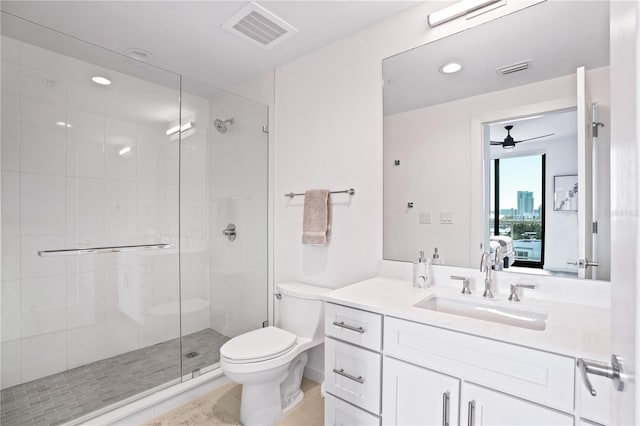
119 146 132 156
428 0 501 27
166 122 194 136
440 62 463 74
55 121 72 128
91 76 111 86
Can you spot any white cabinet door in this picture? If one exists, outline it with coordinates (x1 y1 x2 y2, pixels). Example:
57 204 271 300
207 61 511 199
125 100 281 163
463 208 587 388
382 357 460 426
461 383 573 426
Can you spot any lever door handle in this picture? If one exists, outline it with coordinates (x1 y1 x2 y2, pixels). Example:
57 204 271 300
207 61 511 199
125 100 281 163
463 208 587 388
577 354 624 396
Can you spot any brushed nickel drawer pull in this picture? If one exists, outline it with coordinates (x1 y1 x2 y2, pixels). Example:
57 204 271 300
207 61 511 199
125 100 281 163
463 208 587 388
332 368 365 384
442 391 450 426
332 321 365 333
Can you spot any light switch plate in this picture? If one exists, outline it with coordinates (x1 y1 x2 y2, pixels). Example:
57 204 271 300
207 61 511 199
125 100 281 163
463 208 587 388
440 211 453 224
419 212 431 224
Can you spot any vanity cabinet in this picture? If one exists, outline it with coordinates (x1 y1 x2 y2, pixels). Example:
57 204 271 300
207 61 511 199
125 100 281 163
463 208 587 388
382 357 459 426
323 301 608 426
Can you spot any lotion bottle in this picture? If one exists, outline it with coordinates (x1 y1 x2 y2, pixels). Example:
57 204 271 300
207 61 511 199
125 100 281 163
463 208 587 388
413 251 433 288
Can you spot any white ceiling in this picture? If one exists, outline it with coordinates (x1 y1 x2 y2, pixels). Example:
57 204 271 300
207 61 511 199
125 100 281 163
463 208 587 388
1 1 419 91
383 1 610 116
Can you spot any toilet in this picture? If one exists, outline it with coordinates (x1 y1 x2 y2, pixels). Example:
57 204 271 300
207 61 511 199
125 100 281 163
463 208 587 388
220 282 330 425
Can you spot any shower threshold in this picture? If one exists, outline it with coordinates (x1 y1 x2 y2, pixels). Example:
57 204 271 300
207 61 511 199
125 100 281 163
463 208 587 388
0 328 230 426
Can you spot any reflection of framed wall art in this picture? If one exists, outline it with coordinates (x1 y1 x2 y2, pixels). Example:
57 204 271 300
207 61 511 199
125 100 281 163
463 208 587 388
554 175 578 211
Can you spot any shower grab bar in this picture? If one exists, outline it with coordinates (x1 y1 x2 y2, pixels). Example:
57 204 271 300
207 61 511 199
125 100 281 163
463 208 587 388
284 188 355 198
38 243 174 257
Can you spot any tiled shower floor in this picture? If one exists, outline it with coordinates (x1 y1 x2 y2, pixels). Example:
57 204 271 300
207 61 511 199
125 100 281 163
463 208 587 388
0 328 230 426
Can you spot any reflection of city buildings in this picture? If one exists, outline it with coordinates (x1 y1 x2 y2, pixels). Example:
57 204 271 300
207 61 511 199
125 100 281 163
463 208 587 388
517 191 535 219
513 239 542 262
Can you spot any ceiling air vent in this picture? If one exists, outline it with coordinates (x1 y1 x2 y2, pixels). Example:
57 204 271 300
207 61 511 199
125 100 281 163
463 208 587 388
223 2 298 49
495 60 532 76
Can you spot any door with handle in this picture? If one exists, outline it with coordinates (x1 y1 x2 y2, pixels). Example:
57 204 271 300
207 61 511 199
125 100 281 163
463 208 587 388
382 357 459 426
608 2 638 424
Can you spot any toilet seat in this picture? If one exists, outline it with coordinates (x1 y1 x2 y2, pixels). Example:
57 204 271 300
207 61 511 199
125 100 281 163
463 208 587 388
221 326 297 364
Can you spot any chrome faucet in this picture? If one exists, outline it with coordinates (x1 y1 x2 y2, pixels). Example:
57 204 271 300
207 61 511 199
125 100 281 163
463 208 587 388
480 252 494 298
508 283 536 302
451 275 472 295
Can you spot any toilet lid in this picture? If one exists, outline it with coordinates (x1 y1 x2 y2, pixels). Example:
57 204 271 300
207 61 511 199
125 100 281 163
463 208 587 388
221 326 297 362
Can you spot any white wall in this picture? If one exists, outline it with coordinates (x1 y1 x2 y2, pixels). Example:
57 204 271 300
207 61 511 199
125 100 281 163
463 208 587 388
265 1 547 379
271 1 545 289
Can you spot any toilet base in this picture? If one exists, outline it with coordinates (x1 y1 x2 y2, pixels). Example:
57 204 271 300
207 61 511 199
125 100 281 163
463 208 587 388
233 352 309 425
240 375 287 426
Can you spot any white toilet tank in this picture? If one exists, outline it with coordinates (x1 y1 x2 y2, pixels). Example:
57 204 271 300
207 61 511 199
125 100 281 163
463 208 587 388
277 282 331 343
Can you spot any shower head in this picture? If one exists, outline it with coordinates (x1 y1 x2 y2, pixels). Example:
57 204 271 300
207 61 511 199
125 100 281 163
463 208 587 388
214 118 234 134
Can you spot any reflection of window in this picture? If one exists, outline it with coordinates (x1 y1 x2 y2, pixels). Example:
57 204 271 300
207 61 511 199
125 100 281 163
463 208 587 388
491 154 545 268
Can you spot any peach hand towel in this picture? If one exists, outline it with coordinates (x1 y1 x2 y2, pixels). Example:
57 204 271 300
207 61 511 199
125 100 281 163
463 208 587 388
302 189 330 245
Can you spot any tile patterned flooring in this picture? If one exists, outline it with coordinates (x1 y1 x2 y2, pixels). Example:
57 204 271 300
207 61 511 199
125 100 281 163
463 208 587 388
143 378 324 426
0 328 229 426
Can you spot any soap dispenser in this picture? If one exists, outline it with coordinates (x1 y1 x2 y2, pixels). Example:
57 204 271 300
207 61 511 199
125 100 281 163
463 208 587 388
413 251 433 288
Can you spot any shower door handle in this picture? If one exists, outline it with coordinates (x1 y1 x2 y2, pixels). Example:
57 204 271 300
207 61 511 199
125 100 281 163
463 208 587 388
38 243 173 257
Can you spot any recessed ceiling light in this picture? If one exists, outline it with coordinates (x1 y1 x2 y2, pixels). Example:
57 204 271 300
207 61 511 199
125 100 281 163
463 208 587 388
124 48 154 63
440 62 463 74
92 76 111 86
119 146 132 156
55 121 71 128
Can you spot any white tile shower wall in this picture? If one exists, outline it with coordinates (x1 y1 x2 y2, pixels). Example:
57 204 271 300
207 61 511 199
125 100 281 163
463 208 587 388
208 91 269 338
0 37 185 388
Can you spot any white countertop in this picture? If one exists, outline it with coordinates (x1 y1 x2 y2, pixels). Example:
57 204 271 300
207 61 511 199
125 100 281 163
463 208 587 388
323 276 611 360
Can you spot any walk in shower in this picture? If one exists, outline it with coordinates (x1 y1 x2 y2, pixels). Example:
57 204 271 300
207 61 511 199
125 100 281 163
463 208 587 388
0 12 268 426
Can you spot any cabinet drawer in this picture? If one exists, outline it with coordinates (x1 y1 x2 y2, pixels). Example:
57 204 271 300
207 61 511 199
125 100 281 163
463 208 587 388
461 383 573 425
325 303 382 351
325 337 382 415
325 393 381 426
384 317 575 411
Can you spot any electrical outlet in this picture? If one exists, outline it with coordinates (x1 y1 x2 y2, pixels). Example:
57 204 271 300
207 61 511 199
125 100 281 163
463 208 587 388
419 212 431 224
440 211 454 224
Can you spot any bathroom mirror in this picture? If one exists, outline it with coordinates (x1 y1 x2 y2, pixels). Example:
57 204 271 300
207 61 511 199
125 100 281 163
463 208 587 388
383 1 611 280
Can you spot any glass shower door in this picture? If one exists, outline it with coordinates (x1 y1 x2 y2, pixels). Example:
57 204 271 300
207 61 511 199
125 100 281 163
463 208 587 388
1 13 183 425
178 79 269 376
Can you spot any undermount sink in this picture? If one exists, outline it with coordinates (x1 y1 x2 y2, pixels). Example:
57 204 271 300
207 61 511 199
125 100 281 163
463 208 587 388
414 295 548 331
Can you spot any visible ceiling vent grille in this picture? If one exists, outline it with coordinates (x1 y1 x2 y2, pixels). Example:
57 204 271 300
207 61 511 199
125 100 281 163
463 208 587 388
223 2 298 49
496 60 532 76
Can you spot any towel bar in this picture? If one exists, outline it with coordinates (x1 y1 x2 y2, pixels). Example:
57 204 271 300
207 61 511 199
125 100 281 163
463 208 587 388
284 188 355 198
38 243 173 257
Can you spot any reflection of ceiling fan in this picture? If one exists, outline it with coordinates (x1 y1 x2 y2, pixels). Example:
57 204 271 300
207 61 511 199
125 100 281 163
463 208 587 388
490 125 554 149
